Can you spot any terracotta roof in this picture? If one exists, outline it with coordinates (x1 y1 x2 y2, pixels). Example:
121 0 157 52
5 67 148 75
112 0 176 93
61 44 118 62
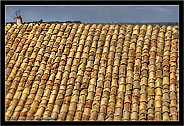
5 23 179 121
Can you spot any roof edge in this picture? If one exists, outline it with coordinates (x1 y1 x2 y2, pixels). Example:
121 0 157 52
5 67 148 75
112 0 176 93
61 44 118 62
5 21 179 26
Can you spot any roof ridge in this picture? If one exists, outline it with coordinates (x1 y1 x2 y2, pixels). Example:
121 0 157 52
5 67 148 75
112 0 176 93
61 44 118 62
5 21 179 26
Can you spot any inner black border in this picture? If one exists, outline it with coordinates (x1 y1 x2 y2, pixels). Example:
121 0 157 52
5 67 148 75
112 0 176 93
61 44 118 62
1 1 183 126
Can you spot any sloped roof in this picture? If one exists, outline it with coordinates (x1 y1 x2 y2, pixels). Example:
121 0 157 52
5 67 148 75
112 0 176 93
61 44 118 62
5 23 179 121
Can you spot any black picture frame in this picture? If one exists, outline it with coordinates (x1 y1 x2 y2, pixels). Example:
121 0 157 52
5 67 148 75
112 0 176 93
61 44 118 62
1 1 183 126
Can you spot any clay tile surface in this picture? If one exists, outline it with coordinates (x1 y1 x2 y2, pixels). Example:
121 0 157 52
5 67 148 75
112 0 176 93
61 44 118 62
5 23 179 121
